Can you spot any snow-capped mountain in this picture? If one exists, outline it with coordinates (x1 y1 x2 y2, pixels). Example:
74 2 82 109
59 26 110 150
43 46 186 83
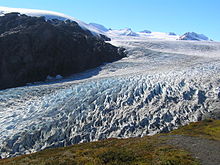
179 32 210 41
107 28 139 37
0 6 102 36
88 23 180 40
89 23 109 32
138 32 179 40
88 22 211 42
140 30 152 33
0 7 211 41
168 32 176 36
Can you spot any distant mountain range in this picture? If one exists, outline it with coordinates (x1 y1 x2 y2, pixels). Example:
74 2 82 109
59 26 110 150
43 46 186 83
88 23 211 41
0 6 211 41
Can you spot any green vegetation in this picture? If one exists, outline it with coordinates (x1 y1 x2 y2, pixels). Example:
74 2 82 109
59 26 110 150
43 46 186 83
0 136 199 165
3 119 220 165
170 119 220 141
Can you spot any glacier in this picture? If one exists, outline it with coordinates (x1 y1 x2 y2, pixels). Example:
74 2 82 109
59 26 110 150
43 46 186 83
0 38 220 158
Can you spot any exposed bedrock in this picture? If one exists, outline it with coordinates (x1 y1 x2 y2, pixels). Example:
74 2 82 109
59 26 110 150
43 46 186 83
0 13 126 89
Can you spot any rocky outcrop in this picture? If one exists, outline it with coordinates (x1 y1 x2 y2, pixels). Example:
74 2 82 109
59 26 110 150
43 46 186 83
140 30 151 34
169 32 176 36
0 13 125 90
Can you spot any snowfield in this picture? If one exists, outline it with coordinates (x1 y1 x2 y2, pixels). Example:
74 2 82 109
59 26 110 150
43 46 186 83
0 37 220 158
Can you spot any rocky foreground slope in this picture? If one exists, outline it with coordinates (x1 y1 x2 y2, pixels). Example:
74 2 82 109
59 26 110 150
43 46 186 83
0 13 125 89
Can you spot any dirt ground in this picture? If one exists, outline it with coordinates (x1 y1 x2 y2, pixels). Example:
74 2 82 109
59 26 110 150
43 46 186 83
166 135 220 165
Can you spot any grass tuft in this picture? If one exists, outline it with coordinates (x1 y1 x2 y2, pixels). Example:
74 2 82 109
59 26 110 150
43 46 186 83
170 119 220 141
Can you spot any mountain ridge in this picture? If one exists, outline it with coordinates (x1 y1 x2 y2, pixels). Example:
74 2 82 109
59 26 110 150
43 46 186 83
0 12 125 89
0 7 212 41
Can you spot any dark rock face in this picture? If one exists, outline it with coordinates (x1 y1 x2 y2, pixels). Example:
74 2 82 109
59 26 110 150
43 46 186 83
0 13 126 90
140 30 151 34
169 32 176 36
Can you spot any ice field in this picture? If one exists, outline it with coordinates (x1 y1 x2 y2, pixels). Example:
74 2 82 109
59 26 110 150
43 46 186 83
0 38 220 158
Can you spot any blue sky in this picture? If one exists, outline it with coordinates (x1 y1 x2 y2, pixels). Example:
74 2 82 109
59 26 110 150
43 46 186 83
0 0 219 41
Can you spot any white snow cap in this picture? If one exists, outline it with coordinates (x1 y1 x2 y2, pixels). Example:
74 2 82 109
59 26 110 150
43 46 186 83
89 23 109 32
140 30 152 34
179 32 210 41
0 6 101 36
108 28 139 37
